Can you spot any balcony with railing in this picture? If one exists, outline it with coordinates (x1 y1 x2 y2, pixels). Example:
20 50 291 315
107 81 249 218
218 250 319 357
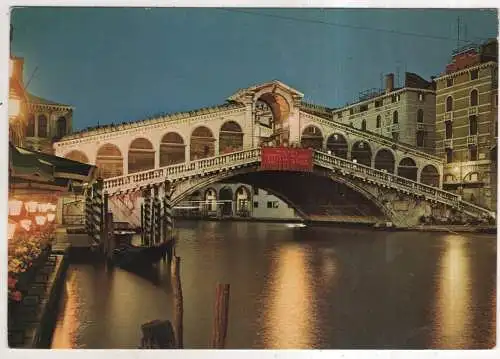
467 135 478 146
444 112 454 122
416 123 425 131
468 106 478 116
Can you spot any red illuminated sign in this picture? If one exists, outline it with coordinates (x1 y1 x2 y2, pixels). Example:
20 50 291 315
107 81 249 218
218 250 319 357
260 147 313 172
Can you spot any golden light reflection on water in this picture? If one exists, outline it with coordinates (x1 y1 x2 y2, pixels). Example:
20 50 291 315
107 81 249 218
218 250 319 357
51 271 80 349
433 236 473 348
265 245 317 349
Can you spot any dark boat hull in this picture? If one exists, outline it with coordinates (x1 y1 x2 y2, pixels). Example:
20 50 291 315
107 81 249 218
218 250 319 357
112 240 173 269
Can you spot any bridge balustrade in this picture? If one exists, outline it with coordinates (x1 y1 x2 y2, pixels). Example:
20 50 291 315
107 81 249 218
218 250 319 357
102 147 494 220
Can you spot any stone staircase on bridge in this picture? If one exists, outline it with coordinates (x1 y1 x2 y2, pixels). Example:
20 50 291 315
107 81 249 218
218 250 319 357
100 148 495 226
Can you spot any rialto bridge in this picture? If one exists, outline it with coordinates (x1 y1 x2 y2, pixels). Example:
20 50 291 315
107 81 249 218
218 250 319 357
53 81 495 227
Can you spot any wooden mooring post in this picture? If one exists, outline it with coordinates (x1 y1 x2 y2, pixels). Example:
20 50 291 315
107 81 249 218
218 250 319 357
140 203 145 246
105 212 114 264
171 256 184 348
210 283 231 349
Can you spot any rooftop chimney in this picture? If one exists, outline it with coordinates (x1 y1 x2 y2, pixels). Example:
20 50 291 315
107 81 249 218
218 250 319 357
385 73 394 94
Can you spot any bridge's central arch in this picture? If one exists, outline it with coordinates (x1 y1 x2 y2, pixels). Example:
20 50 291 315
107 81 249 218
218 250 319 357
176 168 387 221
256 92 291 147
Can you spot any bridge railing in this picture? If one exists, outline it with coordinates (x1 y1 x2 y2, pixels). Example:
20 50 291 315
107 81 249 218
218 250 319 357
103 148 261 194
313 150 494 219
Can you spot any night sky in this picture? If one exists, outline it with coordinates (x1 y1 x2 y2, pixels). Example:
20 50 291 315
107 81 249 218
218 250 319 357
10 7 498 131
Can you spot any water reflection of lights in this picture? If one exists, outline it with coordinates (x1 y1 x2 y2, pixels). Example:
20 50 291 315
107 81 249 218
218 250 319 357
433 236 472 348
51 272 80 348
266 245 316 348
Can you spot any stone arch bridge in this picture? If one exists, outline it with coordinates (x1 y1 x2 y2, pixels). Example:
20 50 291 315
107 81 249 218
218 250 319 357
53 81 494 227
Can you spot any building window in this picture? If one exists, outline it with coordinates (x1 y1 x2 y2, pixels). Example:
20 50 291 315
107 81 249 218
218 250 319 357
375 100 382 108
416 131 425 147
361 119 367 131
392 111 399 124
349 108 354 115
469 115 478 135
417 109 424 123
446 148 453 163
392 132 399 142
470 69 478 80
38 115 48 138
391 94 400 103
26 114 35 137
337 111 343 119
349 122 353 127
253 187 258 195
376 115 381 128
253 201 259 208
445 121 453 139
446 78 453 87
470 89 478 106
266 201 278 209
418 93 425 102
469 146 478 161
446 96 453 112
360 104 368 112
56 116 67 138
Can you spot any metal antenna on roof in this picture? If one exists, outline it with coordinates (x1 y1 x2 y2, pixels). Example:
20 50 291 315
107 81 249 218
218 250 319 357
24 66 39 91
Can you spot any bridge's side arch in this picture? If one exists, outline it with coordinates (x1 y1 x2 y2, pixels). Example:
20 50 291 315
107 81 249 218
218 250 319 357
64 150 89 164
397 157 418 181
219 121 243 154
374 148 396 173
234 185 251 215
191 126 215 160
420 164 440 187
325 133 348 159
204 187 218 212
128 137 155 174
95 143 123 179
351 140 372 166
219 186 234 216
160 132 185 167
300 125 323 149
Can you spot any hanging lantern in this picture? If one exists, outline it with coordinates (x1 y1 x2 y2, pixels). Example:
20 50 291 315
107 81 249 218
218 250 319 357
8 199 23 216
47 213 56 223
25 201 38 213
19 219 32 232
8 220 17 240
35 215 47 226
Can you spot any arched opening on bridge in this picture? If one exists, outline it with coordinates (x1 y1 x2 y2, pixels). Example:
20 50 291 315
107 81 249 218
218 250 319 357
190 126 215 160
204 187 218 212
420 164 440 187
219 186 233 217
234 185 251 216
351 141 372 166
256 92 291 146
160 132 185 167
64 150 89 164
128 138 155 174
325 133 348 158
397 157 418 181
374 148 395 173
300 125 323 149
95 143 123 179
219 121 243 154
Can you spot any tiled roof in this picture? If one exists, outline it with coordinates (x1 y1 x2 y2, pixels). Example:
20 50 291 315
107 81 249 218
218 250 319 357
27 93 72 108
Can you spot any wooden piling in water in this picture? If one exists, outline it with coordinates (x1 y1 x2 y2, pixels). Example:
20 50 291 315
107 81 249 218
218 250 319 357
210 283 230 349
171 256 184 349
105 212 114 264
140 203 145 246
154 185 161 245
143 187 152 247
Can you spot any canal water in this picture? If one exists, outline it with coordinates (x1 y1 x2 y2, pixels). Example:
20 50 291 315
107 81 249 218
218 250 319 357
50 221 496 349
